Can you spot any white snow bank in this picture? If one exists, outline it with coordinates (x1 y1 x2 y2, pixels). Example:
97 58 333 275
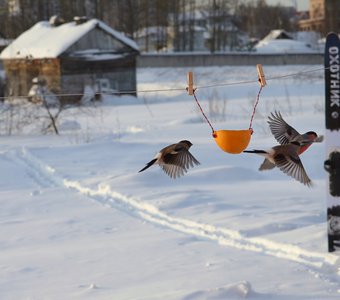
16 147 340 270
183 281 254 299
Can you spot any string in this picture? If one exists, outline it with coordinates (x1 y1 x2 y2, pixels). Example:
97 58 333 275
191 68 266 134
249 84 263 132
0 66 328 100
192 84 262 135
192 89 215 134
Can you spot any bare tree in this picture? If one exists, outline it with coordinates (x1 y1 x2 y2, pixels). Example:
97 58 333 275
234 0 297 39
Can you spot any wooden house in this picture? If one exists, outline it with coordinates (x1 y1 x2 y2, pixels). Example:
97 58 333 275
0 16 139 103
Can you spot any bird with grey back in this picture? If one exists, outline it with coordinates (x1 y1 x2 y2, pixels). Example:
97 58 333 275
257 111 323 172
139 140 200 179
244 141 313 187
243 111 324 187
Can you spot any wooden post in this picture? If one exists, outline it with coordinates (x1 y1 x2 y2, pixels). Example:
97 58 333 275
324 32 340 252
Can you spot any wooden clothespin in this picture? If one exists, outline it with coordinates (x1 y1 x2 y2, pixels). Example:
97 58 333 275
256 64 266 87
187 71 194 95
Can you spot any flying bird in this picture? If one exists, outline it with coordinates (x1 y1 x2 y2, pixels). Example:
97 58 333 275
139 140 200 179
244 141 312 187
257 111 324 171
267 111 323 151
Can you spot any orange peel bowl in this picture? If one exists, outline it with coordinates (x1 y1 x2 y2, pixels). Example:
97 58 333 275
213 129 252 154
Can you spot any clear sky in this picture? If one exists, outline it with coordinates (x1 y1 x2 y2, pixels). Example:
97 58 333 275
266 0 309 11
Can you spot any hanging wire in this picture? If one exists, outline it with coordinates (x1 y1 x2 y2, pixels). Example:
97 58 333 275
249 85 263 132
192 89 215 134
0 66 329 100
189 66 325 134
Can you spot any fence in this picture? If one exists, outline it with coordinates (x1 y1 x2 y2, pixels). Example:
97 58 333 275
137 52 324 68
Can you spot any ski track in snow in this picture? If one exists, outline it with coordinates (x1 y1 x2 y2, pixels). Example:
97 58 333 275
6 149 57 189
8 147 340 283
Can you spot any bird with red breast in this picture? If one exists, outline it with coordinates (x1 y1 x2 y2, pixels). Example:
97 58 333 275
255 111 323 172
244 141 313 187
243 111 323 187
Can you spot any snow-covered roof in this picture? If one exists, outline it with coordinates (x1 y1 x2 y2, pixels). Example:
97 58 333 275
254 29 317 53
0 18 138 60
261 29 293 42
255 39 315 53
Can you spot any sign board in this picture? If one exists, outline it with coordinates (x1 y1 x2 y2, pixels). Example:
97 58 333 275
324 32 340 252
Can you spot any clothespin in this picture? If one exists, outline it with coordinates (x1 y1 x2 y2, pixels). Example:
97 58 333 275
256 64 266 87
187 71 194 95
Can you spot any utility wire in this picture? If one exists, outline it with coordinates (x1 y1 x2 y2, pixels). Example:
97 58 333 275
195 66 327 89
0 66 328 100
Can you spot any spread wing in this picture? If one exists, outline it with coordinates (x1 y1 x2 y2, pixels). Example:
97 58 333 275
274 153 312 187
268 111 301 145
162 148 200 178
163 147 200 168
259 158 276 171
161 164 187 179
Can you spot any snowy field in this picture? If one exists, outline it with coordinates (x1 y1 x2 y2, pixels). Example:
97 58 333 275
0 65 339 300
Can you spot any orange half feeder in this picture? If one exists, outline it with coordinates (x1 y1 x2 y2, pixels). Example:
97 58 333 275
213 129 252 154
188 66 265 154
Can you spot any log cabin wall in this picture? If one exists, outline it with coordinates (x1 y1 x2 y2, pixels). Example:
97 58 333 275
2 58 61 97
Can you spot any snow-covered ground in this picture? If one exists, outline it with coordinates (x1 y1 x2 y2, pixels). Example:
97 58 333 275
0 65 339 300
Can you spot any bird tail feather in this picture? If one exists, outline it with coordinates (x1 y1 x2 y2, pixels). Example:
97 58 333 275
139 158 157 173
243 150 267 154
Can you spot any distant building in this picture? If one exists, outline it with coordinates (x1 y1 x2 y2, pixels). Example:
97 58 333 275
167 10 208 52
168 24 208 52
0 16 139 103
298 0 340 36
134 26 168 52
167 9 239 52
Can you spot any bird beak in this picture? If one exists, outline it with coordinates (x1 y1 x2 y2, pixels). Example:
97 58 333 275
314 135 324 143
